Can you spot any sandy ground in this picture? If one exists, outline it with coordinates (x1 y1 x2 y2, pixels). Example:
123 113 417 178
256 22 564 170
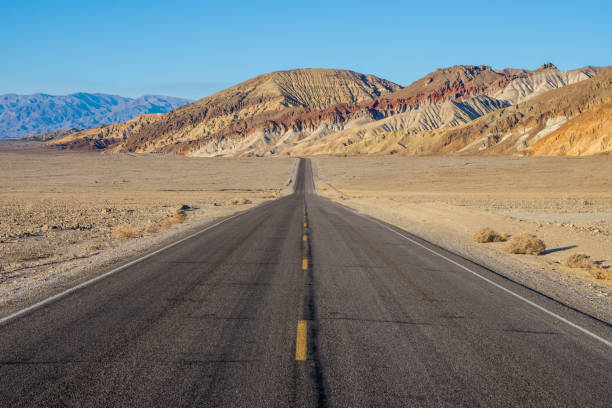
313 156 612 321
0 142 296 309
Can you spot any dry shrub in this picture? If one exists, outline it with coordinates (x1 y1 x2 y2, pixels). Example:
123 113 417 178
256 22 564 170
241 199 253 205
565 254 598 269
16 251 54 262
145 208 187 234
145 222 162 233
473 227 508 243
230 200 240 206
172 209 187 223
112 225 139 239
505 234 546 255
592 269 611 280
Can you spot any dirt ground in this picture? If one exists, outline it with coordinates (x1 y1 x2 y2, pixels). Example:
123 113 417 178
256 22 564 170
1 145 610 321
0 142 296 307
313 156 612 321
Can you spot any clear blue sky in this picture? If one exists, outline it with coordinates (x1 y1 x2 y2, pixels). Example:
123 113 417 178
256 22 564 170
1 0 610 100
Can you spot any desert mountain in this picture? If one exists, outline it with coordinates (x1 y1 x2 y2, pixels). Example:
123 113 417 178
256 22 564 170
323 67 612 156
489 63 601 104
47 114 166 150
50 69 401 153
49 64 607 156
433 66 612 156
0 93 191 139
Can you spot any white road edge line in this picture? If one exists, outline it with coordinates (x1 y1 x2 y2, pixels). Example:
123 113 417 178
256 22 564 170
0 211 245 326
352 208 611 347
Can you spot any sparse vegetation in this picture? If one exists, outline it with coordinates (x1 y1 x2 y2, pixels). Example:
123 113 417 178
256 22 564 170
145 208 188 234
505 234 546 255
0 152 293 305
592 269 611 280
564 254 610 280
473 227 508 243
15 251 54 262
172 208 187 223
112 225 139 239
565 254 598 269
241 199 253 205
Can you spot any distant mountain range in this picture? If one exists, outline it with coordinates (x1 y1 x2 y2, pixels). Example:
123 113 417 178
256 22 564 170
0 93 191 139
45 63 611 156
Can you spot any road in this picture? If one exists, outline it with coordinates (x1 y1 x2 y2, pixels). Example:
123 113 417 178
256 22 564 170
0 158 610 407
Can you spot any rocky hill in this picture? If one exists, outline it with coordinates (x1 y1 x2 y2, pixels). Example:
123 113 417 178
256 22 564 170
47 114 166 150
433 66 612 156
49 64 608 156
50 69 401 153
0 93 190 139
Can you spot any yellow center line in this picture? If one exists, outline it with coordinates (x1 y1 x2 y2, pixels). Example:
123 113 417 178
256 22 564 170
302 258 308 270
296 320 307 361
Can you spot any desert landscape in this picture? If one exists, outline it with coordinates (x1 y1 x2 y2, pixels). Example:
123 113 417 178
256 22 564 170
44 65 611 158
313 156 612 320
0 141 295 310
3 141 609 321
2 63 611 320
2 1 611 404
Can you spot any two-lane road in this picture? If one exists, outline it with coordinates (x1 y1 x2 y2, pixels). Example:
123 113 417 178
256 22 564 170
0 158 610 407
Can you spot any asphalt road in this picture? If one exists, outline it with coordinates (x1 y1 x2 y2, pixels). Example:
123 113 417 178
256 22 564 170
0 158 610 407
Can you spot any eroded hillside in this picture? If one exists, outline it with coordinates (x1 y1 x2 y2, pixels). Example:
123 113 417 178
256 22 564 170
48 64 607 157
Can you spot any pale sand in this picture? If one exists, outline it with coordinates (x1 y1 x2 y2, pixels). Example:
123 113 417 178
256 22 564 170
0 145 296 309
313 156 612 321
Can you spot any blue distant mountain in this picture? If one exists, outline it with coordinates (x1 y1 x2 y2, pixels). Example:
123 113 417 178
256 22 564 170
0 93 191 139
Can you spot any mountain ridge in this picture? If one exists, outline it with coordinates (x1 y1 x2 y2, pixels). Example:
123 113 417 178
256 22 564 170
48 64 609 156
0 93 191 139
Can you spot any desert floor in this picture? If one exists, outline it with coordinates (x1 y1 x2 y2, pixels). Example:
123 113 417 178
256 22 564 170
313 156 612 320
1 146 610 321
0 143 296 308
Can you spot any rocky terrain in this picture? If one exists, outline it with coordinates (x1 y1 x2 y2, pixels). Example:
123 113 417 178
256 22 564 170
0 143 295 307
308 67 612 156
0 93 191 139
48 63 608 157
50 69 401 154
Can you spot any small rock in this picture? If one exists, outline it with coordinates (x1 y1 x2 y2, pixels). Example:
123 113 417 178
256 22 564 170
41 224 49 232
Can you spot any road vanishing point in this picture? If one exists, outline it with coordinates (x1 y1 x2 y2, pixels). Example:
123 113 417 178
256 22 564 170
0 158 610 407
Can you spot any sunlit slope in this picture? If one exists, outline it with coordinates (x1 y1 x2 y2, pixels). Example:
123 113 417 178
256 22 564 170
49 64 608 156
